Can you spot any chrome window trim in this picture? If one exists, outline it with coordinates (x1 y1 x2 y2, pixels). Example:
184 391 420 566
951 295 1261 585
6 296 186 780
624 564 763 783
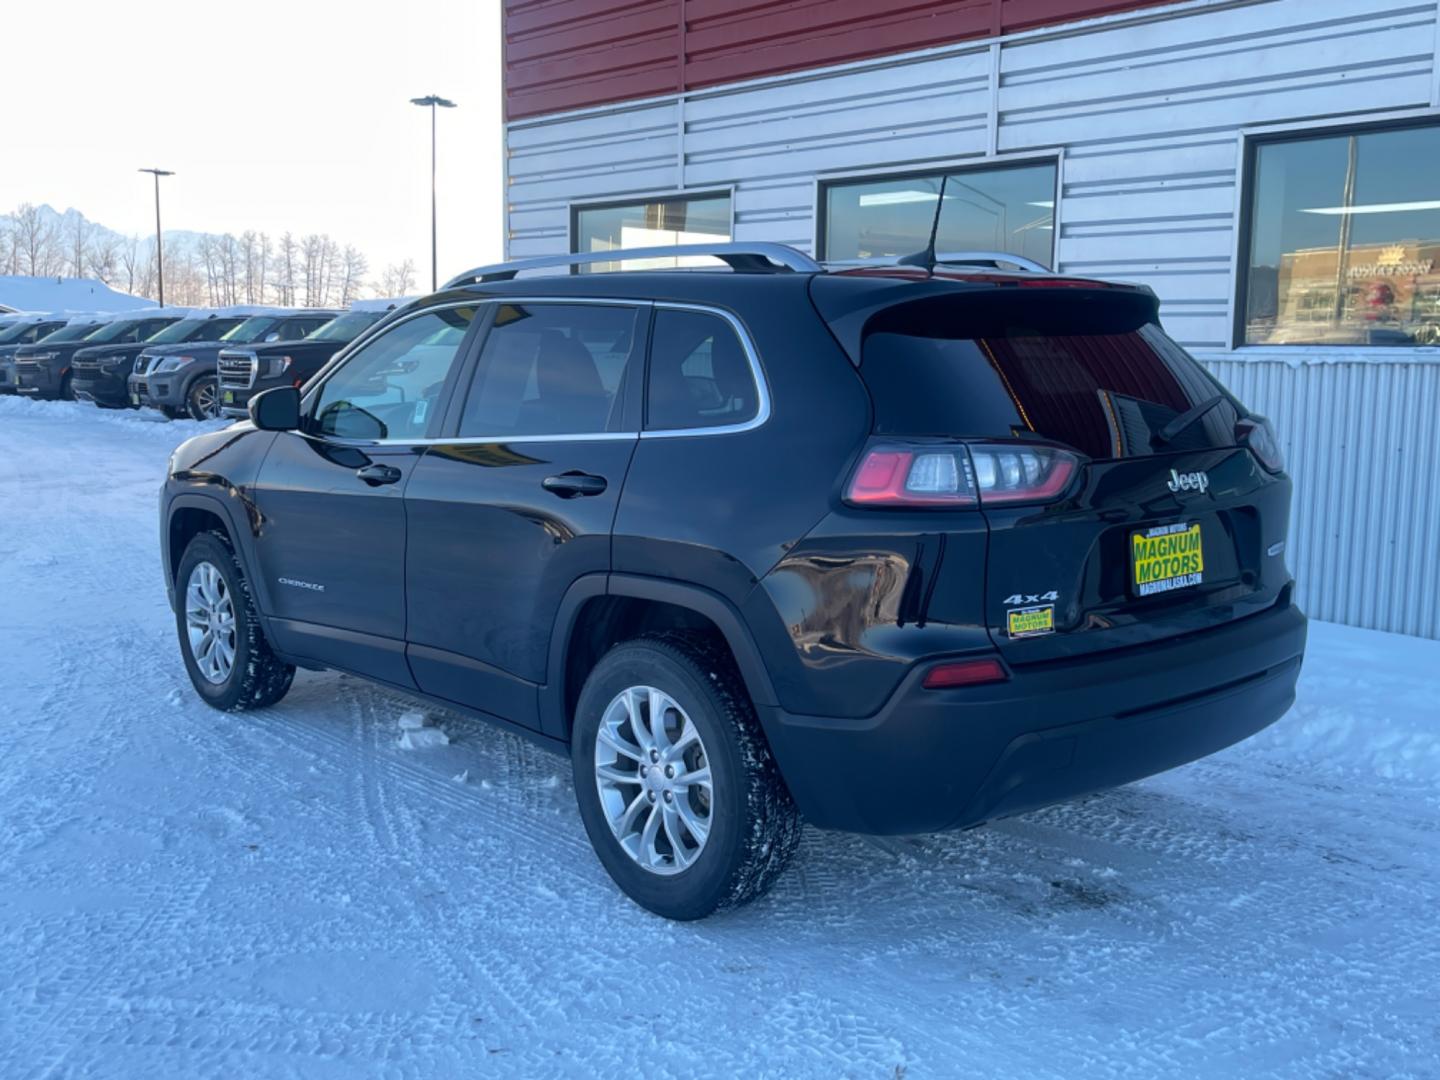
308 296 770 448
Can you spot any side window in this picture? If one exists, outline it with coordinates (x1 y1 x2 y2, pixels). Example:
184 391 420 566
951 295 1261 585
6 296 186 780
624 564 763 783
457 303 639 437
645 309 759 431
284 318 326 338
311 306 477 441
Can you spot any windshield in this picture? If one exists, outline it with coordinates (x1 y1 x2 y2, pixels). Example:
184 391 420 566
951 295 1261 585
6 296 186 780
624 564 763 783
82 319 145 345
147 317 241 345
0 321 40 345
221 316 280 344
40 322 105 344
304 311 383 343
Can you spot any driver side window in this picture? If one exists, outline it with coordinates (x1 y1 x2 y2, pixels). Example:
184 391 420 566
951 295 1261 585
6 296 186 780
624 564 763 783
312 306 477 441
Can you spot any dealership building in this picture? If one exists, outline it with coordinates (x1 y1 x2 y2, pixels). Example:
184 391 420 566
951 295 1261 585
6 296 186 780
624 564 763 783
502 0 1440 639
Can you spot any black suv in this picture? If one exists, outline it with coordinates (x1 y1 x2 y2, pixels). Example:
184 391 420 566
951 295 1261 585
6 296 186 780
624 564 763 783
216 311 377 420
72 309 205 408
160 243 1307 920
216 302 405 419
16 312 179 400
133 309 334 420
0 314 69 393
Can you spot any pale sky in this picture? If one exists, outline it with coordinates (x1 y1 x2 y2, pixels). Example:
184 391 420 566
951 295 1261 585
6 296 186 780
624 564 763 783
0 0 504 287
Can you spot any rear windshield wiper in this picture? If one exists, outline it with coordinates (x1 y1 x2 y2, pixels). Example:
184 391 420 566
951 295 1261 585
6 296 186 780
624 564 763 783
1153 394 1226 446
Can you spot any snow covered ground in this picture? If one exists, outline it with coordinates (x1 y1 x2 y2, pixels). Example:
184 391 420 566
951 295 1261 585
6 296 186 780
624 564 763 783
1 396 1437 1079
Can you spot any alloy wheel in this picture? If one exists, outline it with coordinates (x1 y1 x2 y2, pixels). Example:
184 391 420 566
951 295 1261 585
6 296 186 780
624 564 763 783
190 377 220 420
185 560 236 684
594 686 713 875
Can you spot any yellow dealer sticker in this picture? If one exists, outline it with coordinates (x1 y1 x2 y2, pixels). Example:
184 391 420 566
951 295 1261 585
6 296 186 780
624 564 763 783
1007 604 1055 639
1132 522 1204 596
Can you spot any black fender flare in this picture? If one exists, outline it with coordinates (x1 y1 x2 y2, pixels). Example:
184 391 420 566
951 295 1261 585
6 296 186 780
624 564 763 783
164 491 268 614
539 573 778 741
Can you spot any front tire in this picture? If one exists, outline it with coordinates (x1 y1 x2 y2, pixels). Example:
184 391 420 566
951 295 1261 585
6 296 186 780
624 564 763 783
175 531 294 711
185 375 221 421
571 633 801 920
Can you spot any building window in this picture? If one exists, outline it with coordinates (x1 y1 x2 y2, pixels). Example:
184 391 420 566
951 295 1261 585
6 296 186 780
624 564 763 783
820 160 1057 267
572 193 731 273
1241 121 1440 347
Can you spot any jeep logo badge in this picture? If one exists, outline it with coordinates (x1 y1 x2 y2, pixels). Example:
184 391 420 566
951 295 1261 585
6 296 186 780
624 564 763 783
1167 469 1210 494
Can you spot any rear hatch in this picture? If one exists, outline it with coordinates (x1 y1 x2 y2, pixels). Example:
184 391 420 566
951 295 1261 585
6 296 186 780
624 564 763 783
813 277 1293 664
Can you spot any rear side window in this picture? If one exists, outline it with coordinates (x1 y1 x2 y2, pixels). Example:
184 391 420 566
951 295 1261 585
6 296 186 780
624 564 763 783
458 302 640 437
860 297 1238 459
645 308 758 431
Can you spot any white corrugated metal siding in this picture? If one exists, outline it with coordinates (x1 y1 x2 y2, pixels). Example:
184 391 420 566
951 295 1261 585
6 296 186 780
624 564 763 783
506 0 1440 638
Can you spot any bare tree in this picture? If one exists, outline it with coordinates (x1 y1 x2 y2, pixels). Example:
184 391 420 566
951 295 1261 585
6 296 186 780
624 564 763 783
65 214 91 278
276 232 298 306
339 246 369 305
86 233 121 285
379 259 417 298
11 204 61 276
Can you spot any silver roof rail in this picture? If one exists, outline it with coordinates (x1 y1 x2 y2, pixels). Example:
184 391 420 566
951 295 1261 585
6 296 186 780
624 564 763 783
443 242 822 288
932 251 1051 273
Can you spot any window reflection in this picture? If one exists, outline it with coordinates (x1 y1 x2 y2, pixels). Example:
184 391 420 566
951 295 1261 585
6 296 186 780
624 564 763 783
1244 123 1440 346
573 194 731 273
822 161 1056 266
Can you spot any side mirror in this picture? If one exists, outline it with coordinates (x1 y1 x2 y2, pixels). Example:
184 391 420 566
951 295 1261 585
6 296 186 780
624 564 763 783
249 386 301 431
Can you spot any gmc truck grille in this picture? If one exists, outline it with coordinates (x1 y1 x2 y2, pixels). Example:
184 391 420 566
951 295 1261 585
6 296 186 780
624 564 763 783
217 353 255 390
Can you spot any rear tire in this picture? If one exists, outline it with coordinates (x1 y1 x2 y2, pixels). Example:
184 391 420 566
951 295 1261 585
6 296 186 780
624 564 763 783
571 632 801 920
185 375 221 421
175 531 294 711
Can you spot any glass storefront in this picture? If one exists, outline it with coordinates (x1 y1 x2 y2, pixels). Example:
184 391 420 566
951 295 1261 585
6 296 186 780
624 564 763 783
821 161 1057 267
1242 122 1440 347
572 193 731 273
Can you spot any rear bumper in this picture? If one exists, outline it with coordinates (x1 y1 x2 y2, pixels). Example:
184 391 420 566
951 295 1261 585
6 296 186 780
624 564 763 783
760 596 1307 835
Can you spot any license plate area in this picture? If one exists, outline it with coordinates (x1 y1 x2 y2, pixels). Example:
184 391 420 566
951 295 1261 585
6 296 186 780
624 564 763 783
1131 522 1204 597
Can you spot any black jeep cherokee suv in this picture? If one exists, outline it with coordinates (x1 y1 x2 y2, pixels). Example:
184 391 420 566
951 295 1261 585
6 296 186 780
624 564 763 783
134 310 336 420
160 243 1306 920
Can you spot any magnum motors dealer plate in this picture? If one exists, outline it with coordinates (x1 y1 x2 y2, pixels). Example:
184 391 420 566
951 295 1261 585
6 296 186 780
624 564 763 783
1131 522 1204 597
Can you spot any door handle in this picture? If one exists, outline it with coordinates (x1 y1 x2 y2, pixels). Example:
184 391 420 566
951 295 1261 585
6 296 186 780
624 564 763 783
356 463 403 486
542 471 608 498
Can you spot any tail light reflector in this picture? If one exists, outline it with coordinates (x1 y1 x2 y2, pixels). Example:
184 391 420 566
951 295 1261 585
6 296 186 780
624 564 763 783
923 657 1008 689
845 442 1080 508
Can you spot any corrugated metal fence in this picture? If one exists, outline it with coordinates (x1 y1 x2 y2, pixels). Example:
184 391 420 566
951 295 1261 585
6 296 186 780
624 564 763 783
1203 355 1440 639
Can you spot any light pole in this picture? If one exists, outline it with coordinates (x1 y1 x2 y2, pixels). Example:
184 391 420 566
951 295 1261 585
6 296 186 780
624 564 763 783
138 168 174 306
409 94 457 291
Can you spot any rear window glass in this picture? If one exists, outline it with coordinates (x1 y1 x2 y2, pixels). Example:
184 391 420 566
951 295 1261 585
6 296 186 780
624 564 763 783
860 297 1238 459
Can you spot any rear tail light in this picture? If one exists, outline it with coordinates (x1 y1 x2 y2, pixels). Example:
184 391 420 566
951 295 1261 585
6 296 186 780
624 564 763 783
922 657 1008 689
845 442 1080 508
1237 415 1284 474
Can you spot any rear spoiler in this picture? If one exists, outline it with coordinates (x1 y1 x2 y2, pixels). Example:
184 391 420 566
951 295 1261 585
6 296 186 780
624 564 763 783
808 277 1161 366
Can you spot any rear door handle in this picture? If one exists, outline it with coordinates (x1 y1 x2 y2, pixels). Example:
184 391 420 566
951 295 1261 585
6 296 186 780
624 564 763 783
356 463 403 486
542 471 608 498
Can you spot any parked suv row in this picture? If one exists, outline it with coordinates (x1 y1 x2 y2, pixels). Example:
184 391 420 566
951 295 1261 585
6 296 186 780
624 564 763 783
133 307 338 420
216 299 406 419
0 312 71 393
159 242 1306 920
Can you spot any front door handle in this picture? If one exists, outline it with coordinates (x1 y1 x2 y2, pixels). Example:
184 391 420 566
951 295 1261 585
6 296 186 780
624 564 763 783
542 471 608 498
356 463 403 486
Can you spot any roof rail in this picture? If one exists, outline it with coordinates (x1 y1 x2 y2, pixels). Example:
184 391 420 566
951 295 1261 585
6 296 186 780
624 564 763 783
443 242 822 289
932 251 1051 274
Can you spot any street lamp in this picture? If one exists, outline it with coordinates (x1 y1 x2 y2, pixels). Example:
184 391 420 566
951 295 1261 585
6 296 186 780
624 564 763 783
138 168 174 306
410 94 457 292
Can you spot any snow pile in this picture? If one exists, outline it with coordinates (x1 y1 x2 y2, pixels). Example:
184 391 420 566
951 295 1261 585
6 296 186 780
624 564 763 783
396 710 449 750
1242 619 1440 784
0 395 227 440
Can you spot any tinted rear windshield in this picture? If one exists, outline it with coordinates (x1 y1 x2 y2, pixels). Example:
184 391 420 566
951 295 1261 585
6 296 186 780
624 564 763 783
860 293 1239 459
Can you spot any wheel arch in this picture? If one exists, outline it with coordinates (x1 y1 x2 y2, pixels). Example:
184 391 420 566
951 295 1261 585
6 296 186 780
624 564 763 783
542 574 779 743
164 493 264 613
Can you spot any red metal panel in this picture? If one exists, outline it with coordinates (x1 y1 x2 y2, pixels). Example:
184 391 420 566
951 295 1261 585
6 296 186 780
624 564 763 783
505 0 1180 119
